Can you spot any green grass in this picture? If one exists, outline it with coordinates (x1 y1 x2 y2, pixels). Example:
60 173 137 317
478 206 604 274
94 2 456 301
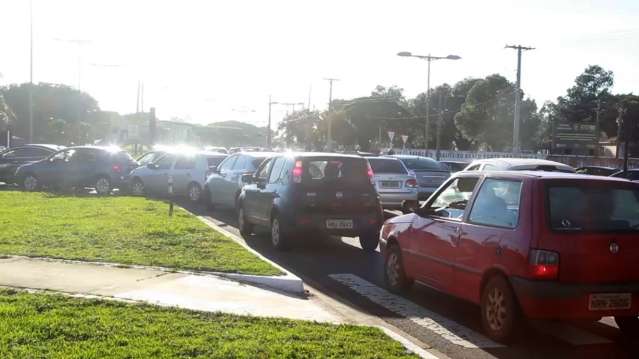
0 289 415 358
0 192 280 276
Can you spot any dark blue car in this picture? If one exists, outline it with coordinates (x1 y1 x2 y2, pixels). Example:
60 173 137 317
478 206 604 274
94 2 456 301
15 146 138 195
237 153 383 251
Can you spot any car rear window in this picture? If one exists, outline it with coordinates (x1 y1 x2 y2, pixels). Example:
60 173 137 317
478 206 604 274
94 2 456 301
368 158 407 174
400 157 445 171
251 157 267 169
547 183 639 232
302 158 369 186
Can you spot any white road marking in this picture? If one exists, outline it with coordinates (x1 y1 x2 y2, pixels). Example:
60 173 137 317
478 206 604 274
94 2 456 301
329 273 504 349
531 321 613 346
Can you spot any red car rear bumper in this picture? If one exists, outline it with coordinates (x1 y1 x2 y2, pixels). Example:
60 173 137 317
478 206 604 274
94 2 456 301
511 277 639 320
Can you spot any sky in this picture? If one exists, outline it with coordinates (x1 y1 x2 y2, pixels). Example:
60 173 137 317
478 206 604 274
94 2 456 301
1 0 638 129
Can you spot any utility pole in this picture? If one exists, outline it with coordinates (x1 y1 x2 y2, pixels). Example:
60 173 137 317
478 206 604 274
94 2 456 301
505 44 534 153
136 81 141 113
324 78 339 151
267 95 273 149
595 99 601 156
28 0 34 143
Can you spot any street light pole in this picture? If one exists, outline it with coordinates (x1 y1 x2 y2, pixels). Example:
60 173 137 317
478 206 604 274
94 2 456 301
324 78 339 151
267 95 275 149
397 51 461 151
28 0 34 143
505 44 534 153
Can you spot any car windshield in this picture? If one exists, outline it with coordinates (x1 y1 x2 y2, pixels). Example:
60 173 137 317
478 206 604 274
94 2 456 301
548 183 639 232
368 159 407 174
400 157 445 171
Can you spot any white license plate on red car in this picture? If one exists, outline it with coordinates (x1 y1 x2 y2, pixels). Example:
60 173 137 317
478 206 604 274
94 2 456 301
588 293 632 311
326 219 353 229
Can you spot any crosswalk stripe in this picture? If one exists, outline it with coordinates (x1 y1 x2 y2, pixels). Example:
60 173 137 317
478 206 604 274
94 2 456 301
329 273 504 349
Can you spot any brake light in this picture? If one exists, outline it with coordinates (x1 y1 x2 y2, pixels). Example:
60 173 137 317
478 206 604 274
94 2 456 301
528 249 559 280
366 162 374 184
405 178 418 188
292 160 303 183
111 164 122 173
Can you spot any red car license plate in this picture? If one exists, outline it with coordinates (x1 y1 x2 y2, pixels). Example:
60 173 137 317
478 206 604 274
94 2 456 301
326 219 353 229
588 293 631 311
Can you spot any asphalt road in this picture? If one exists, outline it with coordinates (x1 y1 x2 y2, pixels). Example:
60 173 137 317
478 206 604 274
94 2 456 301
180 200 639 359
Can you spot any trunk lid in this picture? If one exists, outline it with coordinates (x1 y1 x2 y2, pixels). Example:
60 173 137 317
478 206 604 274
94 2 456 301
538 179 639 283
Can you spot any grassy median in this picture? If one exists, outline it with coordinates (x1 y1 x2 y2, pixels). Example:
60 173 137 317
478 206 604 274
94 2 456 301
0 289 415 358
0 192 280 276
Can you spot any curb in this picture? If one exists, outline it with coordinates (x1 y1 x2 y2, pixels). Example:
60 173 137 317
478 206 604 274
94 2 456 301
196 215 305 296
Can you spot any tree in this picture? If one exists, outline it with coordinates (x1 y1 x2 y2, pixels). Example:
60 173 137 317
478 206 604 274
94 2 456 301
278 110 322 150
1 83 99 144
454 74 540 151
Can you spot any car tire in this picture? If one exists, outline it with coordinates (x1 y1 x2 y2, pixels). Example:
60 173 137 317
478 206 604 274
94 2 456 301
187 182 202 202
615 316 639 337
131 178 145 196
384 244 413 293
481 275 520 343
22 174 40 191
238 205 253 237
359 230 379 252
270 215 290 251
95 176 112 196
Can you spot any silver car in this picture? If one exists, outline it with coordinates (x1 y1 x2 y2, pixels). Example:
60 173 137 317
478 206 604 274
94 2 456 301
367 157 418 211
390 155 450 200
463 158 575 172
129 151 227 202
204 152 277 211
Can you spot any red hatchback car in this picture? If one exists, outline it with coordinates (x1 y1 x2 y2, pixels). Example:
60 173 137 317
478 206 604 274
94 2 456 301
380 171 639 342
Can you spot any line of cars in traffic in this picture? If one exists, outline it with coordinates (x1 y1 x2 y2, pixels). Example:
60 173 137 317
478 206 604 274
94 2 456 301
2 144 639 343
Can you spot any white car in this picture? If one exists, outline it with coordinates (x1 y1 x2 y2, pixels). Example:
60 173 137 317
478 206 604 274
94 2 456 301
129 151 227 202
367 156 418 212
463 158 575 173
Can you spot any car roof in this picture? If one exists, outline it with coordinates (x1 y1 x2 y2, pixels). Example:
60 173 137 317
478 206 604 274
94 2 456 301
23 144 65 150
291 152 368 160
468 157 574 169
234 151 280 158
389 154 438 161
460 170 634 183
367 156 402 161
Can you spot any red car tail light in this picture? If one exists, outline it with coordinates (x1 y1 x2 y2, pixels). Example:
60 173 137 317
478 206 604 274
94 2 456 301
292 160 303 183
405 178 418 188
111 164 122 173
528 249 559 280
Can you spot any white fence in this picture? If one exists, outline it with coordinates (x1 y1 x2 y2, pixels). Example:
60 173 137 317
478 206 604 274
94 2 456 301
401 149 545 161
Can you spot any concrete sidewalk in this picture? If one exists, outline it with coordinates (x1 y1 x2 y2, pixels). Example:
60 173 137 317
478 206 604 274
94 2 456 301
0 256 340 323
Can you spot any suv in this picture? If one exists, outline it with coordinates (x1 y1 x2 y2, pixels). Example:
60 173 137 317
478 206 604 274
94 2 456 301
204 152 277 211
0 144 64 184
380 171 639 342
237 153 383 251
15 146 138 195
129 151 227 202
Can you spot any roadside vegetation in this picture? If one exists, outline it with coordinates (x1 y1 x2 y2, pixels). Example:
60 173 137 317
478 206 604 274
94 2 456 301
0 289 415 358
0 192 280 276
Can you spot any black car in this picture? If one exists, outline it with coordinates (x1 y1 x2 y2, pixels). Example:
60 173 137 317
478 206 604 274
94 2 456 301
15 146 138 195
237 153 383 251
576 166 619 176
0 144 64 184
610 169 639 182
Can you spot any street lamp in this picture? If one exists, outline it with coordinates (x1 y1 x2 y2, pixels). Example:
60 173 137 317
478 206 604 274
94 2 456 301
397 51 461 151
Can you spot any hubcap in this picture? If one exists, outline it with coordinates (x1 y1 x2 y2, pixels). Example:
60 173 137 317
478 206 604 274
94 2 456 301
189 185 201 201
96 178 110 194
486 287 507 331
386 252 400 286
132 181 144 195
24 176 37 191
271 219 280 246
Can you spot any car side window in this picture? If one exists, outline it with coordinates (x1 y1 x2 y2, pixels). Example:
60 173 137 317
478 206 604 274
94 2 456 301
73 149 98 162
483 164 498 171
278 158 292 184
466 164 481 171
231 155 247 171
428 177 479 220
268 158 285 184
174 156 196 170
155 155 175 170
218 155 237 173
469 179 523 229
255 159 273 181
50 150 69 162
